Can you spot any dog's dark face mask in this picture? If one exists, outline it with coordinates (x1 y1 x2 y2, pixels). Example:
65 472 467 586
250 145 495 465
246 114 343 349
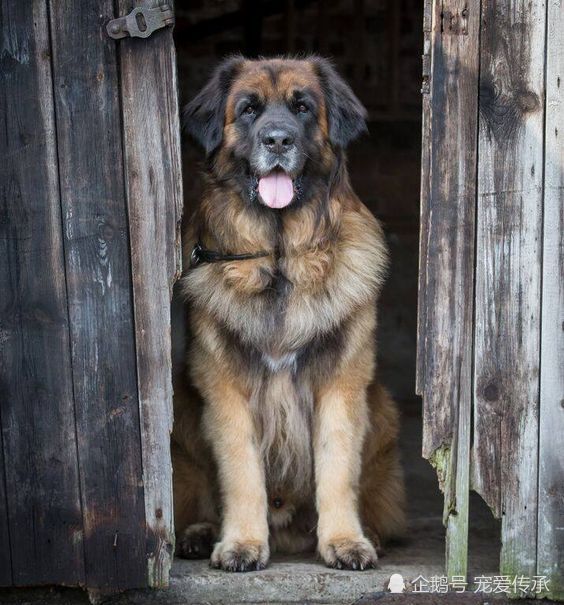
183 56 367 211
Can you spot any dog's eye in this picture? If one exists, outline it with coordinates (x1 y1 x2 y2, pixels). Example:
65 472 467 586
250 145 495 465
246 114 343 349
243 105 256 115
297 103 308 113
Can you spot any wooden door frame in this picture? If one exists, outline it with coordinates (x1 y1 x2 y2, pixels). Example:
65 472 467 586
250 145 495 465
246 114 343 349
117 0 183 586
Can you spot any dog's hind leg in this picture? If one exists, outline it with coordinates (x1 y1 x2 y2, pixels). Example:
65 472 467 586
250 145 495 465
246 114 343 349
176 522 218 559
172 370 221 559
359 382 407 550
172 442 220 559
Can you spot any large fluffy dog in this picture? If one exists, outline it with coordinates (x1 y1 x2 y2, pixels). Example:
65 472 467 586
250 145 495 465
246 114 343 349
173 56 405 572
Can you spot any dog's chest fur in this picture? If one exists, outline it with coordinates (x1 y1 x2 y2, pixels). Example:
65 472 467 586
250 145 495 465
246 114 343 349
227 261 344 501
183 203 385 508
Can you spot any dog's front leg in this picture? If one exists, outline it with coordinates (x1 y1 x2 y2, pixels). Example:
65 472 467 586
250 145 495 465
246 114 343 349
203 381 269 571
314 379 378 570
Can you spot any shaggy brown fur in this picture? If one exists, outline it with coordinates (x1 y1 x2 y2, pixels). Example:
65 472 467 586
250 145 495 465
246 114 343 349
173 56 406 572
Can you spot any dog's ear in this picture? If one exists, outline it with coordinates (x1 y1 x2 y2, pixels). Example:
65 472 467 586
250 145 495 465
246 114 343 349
182 56 243 155
311 57 368 148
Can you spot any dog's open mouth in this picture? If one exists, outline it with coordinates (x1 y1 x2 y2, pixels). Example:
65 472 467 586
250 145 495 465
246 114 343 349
257 169 295 209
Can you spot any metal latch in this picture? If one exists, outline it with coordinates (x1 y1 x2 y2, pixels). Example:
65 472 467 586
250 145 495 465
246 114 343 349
107 4 174 39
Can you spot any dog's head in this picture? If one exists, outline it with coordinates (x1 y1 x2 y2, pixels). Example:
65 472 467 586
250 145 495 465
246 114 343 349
183 56 367 210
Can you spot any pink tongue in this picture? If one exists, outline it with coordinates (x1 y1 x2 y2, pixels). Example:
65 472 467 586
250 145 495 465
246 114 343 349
258 172 294 209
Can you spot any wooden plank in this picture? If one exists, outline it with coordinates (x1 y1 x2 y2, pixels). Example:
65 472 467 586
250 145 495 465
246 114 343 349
116 0 183 587
472 0 545 587
0 0 85 586
48 0 147 590
415 0 433 397
0 439 9 585
419 0 480 579
537 0 564 598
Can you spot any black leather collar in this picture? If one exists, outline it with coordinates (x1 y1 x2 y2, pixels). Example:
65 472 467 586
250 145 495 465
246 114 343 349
190 242 270 267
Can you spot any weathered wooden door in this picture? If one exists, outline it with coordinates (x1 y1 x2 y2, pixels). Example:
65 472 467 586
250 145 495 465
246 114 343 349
0 0 182 591
417 0 563 599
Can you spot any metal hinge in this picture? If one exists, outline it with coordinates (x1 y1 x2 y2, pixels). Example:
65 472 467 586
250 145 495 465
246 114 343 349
107 4 174 40
421 19 431 95
421 51 431 94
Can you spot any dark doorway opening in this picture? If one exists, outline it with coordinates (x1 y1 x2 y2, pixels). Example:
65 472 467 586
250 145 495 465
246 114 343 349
170 1 499 599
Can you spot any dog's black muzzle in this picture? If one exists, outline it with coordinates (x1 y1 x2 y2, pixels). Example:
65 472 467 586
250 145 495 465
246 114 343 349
250 107 305 178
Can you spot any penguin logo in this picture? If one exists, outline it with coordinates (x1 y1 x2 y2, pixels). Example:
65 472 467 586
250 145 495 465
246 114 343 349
388 573 406 593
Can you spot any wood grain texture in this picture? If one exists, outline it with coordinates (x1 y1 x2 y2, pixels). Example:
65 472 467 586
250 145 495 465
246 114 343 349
418 0 480 578
0 441 9 585
0 0 84 586
116 0 183 587
472 0 545 585
48 0 147 590
537 0 564 598
415 0 432 397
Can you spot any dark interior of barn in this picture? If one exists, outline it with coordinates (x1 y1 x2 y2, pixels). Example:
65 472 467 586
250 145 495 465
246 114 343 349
170 0 499 591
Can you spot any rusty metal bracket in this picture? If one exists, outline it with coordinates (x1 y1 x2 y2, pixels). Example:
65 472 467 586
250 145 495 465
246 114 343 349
107 4 174 40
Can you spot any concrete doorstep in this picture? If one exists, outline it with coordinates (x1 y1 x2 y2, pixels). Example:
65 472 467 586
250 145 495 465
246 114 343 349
0 541 553 605
144 554 442 604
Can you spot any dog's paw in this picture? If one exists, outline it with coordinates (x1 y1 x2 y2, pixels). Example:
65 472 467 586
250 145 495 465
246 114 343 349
176 522 218 559
210 539 269 572
319 536 378 570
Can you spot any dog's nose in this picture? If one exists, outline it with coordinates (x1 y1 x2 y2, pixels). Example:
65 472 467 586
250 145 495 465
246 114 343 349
261 128 295 154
